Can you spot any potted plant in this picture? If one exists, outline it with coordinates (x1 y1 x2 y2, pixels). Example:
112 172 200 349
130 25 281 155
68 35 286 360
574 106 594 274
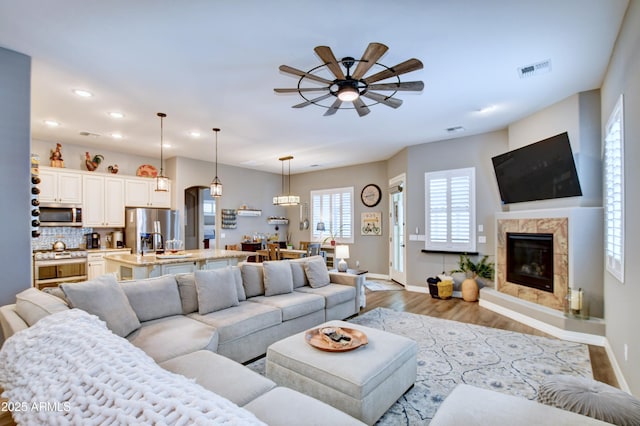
321 225 341 246
451 254 494 302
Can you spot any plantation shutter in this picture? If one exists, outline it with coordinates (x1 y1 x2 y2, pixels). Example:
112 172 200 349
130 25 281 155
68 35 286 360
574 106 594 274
311 187 354 243
425 167 476 252
604 95 624 282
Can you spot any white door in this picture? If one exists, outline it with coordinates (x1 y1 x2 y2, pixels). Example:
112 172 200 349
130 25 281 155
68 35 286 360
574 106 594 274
389 174 406 284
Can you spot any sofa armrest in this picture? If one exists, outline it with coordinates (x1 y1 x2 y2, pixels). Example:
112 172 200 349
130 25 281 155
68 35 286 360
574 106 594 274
329 272 365 310
0 304 29 343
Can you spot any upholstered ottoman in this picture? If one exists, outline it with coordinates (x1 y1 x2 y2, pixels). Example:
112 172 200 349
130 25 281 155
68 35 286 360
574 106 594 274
265 320 417 425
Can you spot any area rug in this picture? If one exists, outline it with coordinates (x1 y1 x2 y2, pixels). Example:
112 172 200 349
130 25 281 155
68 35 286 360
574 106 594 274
247 307 592 425
364 279 405 291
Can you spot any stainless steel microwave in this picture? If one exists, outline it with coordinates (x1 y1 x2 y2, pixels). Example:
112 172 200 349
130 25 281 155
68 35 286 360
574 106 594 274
39 206 83 227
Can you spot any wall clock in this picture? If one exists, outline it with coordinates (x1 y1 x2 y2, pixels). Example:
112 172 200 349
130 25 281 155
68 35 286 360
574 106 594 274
361 184 382 207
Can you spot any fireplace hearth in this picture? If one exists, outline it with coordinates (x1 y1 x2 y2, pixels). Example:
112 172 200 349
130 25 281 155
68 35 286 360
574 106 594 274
506 233 554 292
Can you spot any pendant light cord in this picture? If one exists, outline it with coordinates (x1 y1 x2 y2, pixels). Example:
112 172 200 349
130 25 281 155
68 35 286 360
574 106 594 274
157 112 167 176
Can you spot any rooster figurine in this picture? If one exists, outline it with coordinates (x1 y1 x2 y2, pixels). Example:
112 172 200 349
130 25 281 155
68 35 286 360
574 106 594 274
85 152 104 171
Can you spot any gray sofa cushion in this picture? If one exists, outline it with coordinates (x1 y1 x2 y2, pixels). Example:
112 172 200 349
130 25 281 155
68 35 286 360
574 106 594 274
263 261 294 296
15 288 69 326
304 256 330 288
189 301 281 343
120 275 182 322
194 268 239 315
160 350 276 407
61 274 140 337
295 283 356 308
175 273 198 314
250 292 324 321
232 266 247 301
289 258 309 288
241 263 265 298
126 315 218 363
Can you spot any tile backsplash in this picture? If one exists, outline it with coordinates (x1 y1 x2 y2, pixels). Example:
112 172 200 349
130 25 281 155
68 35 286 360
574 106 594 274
32 227 93 251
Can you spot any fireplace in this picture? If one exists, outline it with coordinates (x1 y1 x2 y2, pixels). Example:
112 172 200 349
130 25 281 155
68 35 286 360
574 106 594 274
506 233 554 292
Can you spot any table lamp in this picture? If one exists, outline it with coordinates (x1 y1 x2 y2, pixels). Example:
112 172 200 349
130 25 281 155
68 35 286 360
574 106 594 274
335 245 350 272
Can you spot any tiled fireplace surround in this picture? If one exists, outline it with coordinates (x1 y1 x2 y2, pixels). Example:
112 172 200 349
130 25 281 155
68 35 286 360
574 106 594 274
496 217 568 311
481 207 605 339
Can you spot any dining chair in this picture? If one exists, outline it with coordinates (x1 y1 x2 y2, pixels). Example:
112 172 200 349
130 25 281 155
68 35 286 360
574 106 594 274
299 241 310 251
267 243 282 260
225 244 239 250
307 243 326 262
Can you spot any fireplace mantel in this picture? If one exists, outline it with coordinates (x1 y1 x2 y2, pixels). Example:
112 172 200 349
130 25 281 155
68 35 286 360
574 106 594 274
493 207 604 319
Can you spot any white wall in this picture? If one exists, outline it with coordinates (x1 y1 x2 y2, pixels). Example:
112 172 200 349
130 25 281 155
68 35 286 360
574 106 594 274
0 47 32 313
600 0 640 395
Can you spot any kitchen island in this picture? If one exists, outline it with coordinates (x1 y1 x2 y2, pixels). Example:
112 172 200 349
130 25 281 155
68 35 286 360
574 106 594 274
105 249 254 280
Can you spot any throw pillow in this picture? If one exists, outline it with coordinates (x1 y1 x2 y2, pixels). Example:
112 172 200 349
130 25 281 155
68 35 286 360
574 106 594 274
120 275 182 322
231 266 246 301
61 274 141 337
15 288 69 326
175 273 198 314
262 261 294 296
240 263 265 298
194 268 239 315
289 257 309 288
304 255 330 288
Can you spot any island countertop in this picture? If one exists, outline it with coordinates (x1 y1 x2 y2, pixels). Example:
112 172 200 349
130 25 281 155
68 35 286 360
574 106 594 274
104 249 254 266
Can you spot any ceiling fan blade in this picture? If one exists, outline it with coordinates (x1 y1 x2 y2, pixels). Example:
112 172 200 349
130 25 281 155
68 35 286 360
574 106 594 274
363 58 424 84
353 97 371 117
361 91 403 109
351 42 388 80
274 87 329 93
279 65 334 85
314 46 345 80
324 98 342 116
367 81 424 92
293 93 334 108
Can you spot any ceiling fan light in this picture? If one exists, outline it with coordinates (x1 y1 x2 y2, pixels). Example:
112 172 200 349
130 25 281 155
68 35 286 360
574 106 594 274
337 85 359 102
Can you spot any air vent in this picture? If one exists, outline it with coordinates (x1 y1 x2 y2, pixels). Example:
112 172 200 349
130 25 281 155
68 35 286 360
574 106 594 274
446 126 465 133
79 131 101 137
518 60 552 78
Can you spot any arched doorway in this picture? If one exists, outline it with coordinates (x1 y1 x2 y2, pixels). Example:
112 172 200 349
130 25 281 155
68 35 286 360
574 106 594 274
184 186 216 250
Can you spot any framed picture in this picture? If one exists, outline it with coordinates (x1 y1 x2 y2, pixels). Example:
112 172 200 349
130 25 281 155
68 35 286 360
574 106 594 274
361 212 382 235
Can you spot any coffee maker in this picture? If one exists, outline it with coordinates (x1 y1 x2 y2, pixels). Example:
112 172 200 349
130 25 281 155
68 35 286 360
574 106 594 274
86 232 101 249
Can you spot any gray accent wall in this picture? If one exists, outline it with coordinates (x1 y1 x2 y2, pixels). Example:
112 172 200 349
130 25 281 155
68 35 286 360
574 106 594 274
405 130 508 289
0 47 31 310
600 0 640 395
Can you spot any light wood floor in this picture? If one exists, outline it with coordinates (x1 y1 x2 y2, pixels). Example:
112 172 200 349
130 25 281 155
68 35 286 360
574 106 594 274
362 287 618 388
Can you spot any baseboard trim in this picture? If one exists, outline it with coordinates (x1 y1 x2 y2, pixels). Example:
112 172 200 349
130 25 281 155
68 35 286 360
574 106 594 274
602 339 631 393
406 285 428 293
479 298 607 347
365 273 389 280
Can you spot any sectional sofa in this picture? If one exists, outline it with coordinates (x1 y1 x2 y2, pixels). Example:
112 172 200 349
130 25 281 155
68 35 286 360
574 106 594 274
0 256 367 424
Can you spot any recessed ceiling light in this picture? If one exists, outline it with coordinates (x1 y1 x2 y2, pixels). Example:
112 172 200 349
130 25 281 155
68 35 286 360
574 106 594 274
111 133 123 139
189 131 201 138
163 143 171 148
240 160 264 166
72 89 93 98
476 105 496 114
44 120 60 127
108 112 125 119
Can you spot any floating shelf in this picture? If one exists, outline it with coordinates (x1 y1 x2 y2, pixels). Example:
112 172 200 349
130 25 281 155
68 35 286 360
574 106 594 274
237 209 262 217
267 218 289 225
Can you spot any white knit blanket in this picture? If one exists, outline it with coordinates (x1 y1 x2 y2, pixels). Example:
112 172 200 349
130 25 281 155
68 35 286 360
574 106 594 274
0 309 266 425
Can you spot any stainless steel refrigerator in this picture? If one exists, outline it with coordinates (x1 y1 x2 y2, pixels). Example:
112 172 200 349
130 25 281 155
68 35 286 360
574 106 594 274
125 208 180 254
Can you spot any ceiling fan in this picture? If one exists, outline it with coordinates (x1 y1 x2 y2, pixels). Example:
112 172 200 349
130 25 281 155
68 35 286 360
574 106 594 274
274 42 424 117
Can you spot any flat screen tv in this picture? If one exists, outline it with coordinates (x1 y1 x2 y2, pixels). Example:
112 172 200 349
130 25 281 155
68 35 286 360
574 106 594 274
491 132 582 204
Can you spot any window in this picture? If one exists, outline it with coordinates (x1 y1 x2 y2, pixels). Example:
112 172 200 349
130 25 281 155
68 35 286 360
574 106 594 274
604 95 624 282
425 167 476 252
311 187 354 243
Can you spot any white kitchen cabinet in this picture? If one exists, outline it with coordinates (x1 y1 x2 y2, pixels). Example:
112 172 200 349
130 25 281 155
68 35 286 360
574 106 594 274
39 168 83 204
125 178 171 208
87 253 106 280
83 175 125 227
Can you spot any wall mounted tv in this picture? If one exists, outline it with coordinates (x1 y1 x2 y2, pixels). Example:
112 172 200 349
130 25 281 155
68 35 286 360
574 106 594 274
491 132 582 204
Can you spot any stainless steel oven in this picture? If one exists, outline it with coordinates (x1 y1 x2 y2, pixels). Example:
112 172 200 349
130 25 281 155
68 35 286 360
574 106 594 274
33 250 88 289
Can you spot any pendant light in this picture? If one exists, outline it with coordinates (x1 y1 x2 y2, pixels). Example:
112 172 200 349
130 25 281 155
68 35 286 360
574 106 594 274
155 112 170 192
210 128 223 197
273 155 300 206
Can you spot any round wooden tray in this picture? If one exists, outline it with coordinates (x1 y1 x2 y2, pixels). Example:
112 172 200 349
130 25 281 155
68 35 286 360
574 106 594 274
305 327 368 352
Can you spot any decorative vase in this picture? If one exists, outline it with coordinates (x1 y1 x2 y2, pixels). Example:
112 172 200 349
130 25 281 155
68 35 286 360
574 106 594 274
461 275 479 302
